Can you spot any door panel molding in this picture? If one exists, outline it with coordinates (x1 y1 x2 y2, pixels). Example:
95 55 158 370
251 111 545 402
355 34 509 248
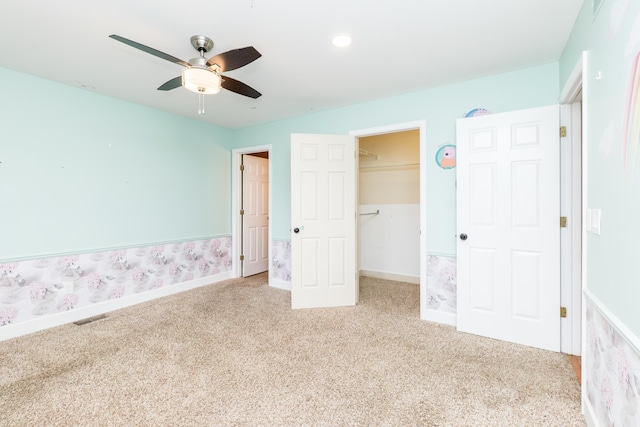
456 105 560 352
291 133 356 309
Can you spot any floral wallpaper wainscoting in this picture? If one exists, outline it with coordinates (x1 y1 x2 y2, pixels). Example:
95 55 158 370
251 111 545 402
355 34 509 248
425 255 456 314
0 237 232 329
271 239 291 282
585 301 640 427
266 249 457 316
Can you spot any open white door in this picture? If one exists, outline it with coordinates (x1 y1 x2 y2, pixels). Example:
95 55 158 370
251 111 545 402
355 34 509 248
290 133 357 309
456 105 560 352
242 154 269 277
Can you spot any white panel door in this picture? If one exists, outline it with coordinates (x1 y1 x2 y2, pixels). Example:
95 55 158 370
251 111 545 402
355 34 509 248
291 133 357 309
456 105 560 351
242 155 269 276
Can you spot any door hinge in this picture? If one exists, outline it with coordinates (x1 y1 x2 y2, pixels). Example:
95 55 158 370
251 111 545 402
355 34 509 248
240 209 244 215
560 307 567 318
240 254 245 261
240 164 245 171
560 126 567 138
560 216 567 228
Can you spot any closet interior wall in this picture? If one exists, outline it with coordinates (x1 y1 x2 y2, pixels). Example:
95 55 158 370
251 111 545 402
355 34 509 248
358 130 420 283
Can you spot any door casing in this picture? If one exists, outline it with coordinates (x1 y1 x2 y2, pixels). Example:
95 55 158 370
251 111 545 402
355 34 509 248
350 120 430 322
559 52 587 357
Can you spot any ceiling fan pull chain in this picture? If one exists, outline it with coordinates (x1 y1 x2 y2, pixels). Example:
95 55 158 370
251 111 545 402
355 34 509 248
198 92 205 114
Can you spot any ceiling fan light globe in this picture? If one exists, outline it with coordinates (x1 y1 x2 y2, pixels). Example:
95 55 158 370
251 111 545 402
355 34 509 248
182 68 221 94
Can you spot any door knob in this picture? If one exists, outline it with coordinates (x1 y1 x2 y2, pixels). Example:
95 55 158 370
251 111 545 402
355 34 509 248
460 233 468 241
293 227 300 234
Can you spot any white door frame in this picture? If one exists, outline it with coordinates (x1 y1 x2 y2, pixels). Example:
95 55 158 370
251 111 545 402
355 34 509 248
350 120 428 320
559 51 587 357
231 145 273 281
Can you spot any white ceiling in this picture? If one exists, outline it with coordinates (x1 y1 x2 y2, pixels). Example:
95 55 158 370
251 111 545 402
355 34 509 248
0 0 583 129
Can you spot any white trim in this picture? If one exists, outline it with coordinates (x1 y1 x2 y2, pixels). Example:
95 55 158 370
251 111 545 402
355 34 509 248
231 145 273 279
422 309 456 327
559 51 586 357
1 235 229 264
579 50 591 423
349 120 428 321
427 251 455 258
350 121 425 138
559 102 583 356
580 52 590 387
559 103 572 354
359 269 420 284
0 271 232 342
570 101 583 355
269 278 291 291
560 56 584 103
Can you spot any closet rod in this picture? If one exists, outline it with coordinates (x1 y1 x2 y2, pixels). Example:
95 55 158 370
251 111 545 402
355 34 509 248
359 209 380 216
358 149 379 159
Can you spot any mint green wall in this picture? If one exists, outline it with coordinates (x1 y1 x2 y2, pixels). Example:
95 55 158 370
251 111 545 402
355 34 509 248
1 63 561 263
232 63 560 255
1 67 233 260
560 1 640 337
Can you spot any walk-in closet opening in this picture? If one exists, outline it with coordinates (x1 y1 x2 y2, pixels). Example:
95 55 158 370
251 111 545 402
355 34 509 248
358 130 421 287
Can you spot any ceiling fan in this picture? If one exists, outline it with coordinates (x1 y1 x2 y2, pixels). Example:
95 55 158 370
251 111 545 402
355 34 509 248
109 34 261 113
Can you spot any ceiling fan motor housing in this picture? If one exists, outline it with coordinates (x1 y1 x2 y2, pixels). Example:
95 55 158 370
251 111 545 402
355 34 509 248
190 35 214 53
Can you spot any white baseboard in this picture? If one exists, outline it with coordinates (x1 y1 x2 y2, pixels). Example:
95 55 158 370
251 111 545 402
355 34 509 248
360 269 420 284
269 278 291 291
0 271 232 342
422 308 457 326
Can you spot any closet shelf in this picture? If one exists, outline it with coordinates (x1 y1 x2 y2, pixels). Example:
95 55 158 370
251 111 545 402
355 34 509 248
359 163 419 171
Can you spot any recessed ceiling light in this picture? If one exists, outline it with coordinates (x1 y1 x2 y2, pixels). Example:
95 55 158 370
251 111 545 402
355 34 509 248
332 34 352 48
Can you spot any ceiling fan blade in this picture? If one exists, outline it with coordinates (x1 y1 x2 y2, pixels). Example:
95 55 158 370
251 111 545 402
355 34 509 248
157 76 182 91
109 34 190 68
207 46 261 72
221 75 262 99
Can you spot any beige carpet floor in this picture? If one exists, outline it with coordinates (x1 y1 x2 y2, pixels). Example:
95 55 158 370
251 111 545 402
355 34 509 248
0 274 584 426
